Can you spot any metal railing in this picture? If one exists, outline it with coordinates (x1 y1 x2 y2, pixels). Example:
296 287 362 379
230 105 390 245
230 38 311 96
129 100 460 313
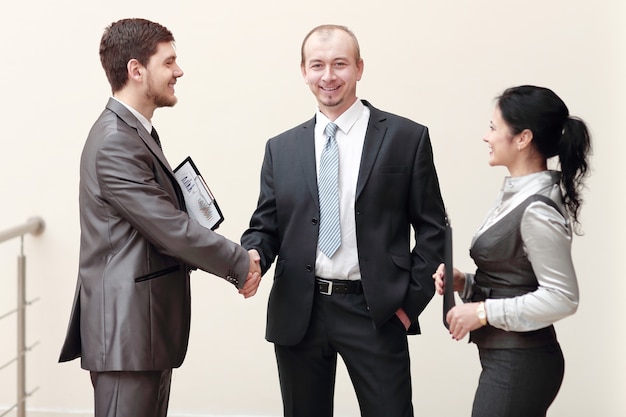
0 217 45 417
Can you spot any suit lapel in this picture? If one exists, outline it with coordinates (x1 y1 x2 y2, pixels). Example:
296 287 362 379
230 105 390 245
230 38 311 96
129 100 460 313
106 98 174 171
297 116 320 207
356 102 387 200
105 98 185 209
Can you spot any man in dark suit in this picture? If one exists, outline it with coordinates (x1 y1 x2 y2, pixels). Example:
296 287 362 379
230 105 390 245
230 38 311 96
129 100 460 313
58 18 261 417
242 24 446 417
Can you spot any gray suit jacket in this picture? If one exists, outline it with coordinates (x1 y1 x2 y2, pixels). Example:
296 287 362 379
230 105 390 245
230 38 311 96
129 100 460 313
59 98 249 371
242 100 446 346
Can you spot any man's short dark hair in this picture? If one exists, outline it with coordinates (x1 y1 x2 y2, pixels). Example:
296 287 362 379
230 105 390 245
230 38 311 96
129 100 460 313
99 18 174 92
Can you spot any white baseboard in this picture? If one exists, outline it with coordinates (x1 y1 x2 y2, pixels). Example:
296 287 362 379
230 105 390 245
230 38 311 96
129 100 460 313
0 406 275 417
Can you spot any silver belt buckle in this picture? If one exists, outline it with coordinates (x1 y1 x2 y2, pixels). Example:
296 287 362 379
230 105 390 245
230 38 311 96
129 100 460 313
317 278 333 295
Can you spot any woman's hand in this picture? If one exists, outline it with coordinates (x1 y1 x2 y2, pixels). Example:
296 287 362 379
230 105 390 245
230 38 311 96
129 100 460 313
431 263 465 295
446 302 486 341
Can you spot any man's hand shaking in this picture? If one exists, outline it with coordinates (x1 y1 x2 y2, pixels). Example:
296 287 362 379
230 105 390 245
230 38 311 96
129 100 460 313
239 249 262 298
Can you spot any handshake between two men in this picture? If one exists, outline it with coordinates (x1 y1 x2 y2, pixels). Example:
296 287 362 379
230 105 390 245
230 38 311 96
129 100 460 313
238 249 262 299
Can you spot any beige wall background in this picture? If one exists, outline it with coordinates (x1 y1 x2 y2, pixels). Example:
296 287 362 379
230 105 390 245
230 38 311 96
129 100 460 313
0 0 624 416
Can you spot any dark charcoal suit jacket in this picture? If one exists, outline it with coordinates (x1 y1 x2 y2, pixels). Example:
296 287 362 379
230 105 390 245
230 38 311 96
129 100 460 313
242 100 446 346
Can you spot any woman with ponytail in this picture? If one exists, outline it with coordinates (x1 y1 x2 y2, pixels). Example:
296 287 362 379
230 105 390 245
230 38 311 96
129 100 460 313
433 85 592 417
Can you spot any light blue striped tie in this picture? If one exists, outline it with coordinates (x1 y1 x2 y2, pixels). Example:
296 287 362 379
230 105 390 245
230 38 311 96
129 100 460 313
318 122 341 258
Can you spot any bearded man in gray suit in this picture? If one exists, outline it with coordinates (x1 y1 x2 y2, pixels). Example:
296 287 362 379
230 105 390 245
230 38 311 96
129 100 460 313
59 18 261 417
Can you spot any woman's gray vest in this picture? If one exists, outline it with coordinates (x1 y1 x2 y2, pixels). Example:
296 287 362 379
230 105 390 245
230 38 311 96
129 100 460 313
469 195 563 349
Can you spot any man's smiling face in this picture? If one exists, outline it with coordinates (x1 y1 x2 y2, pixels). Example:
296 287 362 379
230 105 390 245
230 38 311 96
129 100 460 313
301 28 363 120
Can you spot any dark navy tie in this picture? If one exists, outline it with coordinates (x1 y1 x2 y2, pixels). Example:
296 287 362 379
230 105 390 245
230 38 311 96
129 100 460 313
150 127 162 149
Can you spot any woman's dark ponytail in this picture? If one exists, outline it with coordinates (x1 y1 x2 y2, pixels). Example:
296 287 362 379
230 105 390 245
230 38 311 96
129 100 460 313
559 116 592 230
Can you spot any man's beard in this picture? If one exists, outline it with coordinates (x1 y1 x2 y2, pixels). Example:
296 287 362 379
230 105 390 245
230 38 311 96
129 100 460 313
147 79 177 108
320 95 342 108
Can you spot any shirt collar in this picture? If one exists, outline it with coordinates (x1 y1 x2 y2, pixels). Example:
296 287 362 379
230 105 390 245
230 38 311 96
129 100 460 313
316 99 365 135
111 96 153 134
501 170 561 196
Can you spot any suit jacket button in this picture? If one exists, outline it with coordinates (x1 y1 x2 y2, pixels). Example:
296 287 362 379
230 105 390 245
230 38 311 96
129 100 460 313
306 265 313 272
312 218 318 225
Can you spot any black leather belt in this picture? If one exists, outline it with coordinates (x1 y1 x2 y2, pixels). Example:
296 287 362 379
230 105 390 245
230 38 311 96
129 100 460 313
471 283 536 300
315 278 363 295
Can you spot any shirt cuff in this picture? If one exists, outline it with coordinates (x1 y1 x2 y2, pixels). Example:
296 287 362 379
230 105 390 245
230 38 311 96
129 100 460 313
460 272 475 302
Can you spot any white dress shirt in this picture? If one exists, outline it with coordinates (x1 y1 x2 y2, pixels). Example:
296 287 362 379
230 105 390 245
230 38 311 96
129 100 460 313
314 99 370 281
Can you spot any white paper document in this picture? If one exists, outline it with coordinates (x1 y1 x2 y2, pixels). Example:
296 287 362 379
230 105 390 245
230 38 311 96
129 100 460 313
174 157 224 230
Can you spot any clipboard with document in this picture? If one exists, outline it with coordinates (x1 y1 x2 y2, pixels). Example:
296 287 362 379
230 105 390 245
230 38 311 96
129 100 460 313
174 156 224 231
